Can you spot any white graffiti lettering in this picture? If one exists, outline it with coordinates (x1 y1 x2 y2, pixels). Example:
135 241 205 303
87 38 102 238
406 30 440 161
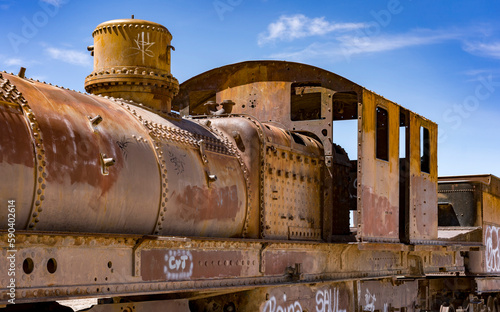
316 288 346 312
485 225 500 272
363 289 376 312
163 250 193 280
262 294 303 312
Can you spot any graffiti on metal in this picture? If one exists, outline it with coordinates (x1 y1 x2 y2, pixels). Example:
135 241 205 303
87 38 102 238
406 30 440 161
262 288 346 312
316 288 347 312
362 288 392 312
363 288 377 312
485 225 500 272
163 250 193 280
262 294 302 312
168 151 186 175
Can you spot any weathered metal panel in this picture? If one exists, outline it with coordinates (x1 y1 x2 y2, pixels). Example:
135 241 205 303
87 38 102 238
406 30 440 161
475 277 500 293
262 247 326 276
0 83 34 230
0 231 466 305
205 116 265 239
138 109 251 237
87 299 190 312
141 248 260 281
161 146 247 237
358 91 400 241
217 81 289 121
438 183 479 227
359 279 419 312
262 139 323 240
6 74 162 234
469 224 500 274
408 112 438 241
483 192 500 225
189 281 354 312
256 282 352 312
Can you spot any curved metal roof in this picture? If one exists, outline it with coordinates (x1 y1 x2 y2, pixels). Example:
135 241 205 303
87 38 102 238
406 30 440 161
172 60 363 112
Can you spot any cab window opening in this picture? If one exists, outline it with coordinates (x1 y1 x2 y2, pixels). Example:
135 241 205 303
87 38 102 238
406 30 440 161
376 106 389 161
421 126 430 173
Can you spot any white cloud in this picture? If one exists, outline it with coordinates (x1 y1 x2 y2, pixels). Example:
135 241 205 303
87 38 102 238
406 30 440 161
269 29 458 62
45 47 92 66
463 41 500 59
339 30 456 56
4 58 23 66
258 14 365 46
259 15 500 63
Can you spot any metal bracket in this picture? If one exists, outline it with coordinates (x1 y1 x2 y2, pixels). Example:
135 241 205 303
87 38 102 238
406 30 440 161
88 114 103 127
325 155 333 168
259 243 270 273
132 236 151 277
206 171 217 184
198 139 208 164
286 263 303 281
100 153 115 175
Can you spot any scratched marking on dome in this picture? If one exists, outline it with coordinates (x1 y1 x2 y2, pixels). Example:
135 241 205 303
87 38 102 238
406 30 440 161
129 32 155 64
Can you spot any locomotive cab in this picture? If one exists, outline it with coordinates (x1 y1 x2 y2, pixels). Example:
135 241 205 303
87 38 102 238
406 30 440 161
173 61 439 244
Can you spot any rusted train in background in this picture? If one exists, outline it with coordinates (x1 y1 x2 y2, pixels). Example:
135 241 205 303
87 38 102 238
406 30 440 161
1 17 500 312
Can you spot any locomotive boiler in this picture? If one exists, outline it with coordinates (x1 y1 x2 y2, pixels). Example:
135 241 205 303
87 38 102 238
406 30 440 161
1 17 500 312
0 18 323 239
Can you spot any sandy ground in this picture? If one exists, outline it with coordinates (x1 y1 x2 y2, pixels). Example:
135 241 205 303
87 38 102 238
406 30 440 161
57 298 98 311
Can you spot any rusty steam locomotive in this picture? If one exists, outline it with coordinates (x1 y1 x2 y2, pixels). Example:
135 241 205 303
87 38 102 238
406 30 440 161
1 17 500 312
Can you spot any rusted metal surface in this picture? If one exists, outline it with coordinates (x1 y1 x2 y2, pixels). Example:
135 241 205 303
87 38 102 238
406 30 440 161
261 123 323 240
0 231 466 306
0 72 248 238
357 92 438 243
7 74 161 233
468 224 500 274
173 61 364 158
475 277 500 293
359 279 419 312
201 115 266 239
87 299 190 312
141 248 260 281
439 175 500 226
191 281 354 312
85 18 179 112
188 279 420 312
174 60 440 244
2 17 499 311
438 183 479 227
0 75 33 230
357 91 400 242
439 175 500 274
408 112 438 242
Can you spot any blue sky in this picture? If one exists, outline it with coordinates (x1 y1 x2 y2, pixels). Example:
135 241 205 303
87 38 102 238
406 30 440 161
1 0 500 177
